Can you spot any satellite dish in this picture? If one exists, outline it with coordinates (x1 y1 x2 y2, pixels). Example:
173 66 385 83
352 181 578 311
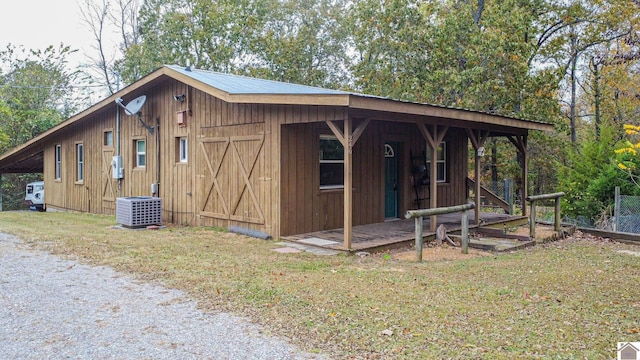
124 95 146 116
114 95 153 135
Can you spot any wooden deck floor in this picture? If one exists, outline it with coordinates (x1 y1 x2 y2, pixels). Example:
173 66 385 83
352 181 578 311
282 211 527 252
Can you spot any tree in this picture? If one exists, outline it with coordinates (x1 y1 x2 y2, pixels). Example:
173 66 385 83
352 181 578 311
347 0 430 100
616 124 640 187
560 125 640 224
0 44 81 209
116 0 274 84
80 0 141 95
245 0 350 88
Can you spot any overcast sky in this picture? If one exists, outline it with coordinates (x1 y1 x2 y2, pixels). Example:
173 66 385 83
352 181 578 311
0 0 115 72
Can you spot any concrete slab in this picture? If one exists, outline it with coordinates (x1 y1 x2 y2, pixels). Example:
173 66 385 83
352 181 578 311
271 247 302 254
297 237 339 247
469 238 536 252
274 242 341 256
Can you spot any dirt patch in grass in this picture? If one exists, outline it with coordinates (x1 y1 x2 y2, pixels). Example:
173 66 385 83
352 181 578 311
1 212 640 359
391 244 493 262
510 223 561 241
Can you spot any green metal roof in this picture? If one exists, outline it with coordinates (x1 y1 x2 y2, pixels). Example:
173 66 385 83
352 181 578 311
166 65 350 96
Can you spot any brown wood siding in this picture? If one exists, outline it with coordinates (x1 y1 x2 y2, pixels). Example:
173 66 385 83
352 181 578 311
38 75 470 240
43 109 114 213
280 119 382 236
407 126 468 209
195 88 274 234
280 122 469 236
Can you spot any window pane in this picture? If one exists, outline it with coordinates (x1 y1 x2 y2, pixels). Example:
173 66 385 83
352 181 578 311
180 138 187 161
320 138 343 161
78 145 83 162
437 163 445 182
138 154 146 167
426 144 445 160
104 131 113 146
426 142 447 183
320 163 344 187
137 140 145 152
55 145 61 179
437 144 445 161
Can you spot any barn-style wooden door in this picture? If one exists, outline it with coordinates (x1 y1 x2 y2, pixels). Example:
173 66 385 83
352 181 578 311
101 148 116 212
197 135 265 225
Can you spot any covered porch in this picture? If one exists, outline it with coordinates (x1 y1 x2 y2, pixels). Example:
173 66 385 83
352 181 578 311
283 210 528 253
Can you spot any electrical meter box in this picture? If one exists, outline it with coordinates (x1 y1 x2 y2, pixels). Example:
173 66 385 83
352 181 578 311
112 155 124 179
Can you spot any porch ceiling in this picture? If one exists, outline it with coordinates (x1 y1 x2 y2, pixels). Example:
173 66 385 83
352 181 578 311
0 148 43 173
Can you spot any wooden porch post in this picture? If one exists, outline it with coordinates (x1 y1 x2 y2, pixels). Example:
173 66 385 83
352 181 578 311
326 118 371 250
508 134 528 216
418 123 448 232
522 135 528 217
466 129 489 225
344 118 353 250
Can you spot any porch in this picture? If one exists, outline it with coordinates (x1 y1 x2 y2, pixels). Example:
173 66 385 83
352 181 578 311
282 211 528 253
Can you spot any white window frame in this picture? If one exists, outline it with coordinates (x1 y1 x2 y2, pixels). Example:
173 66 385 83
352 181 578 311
55 144 61 180
426 142 447 183
179 137 188 163
76 143 84 182
319 135 344 189
136 140 146 168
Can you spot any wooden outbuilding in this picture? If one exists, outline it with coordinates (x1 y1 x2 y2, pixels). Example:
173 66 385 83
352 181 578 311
0 65 553 249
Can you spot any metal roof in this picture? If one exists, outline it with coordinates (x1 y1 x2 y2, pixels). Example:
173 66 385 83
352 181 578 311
166 65 351 96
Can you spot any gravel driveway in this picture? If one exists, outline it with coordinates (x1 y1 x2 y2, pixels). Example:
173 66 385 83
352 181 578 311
0 233 326 359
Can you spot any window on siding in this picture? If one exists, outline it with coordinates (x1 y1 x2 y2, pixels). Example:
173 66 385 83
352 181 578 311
178 137 187 163
136 140 146 167
319 135 344 189
55 144 61 180
426 142 446 183
104 130 113 147
76 143 84 182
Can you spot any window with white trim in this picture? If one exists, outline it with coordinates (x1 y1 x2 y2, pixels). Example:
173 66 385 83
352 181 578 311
55 144 61 180
135 140 146 167
319 135 344 189
178 137 187 163
76 143 84 182
426 142 446 182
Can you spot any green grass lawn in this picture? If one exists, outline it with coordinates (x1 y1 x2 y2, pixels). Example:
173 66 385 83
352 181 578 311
1 211 638 359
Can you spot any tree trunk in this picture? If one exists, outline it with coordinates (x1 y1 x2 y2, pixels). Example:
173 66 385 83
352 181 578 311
491 139 498 183
569 51 578 143
592 58 601 140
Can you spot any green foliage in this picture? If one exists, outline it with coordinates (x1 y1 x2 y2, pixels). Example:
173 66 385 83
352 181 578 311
118 0 351 88
559 126 640 222
0 44 79 209
244 0 350 88
347 0 429 100
0 44 80 149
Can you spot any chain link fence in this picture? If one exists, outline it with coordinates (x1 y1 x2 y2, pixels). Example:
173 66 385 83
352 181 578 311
615 191 640 234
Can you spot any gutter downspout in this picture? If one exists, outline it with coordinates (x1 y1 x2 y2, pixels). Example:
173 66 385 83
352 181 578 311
156 117 160 197
115 72 122 197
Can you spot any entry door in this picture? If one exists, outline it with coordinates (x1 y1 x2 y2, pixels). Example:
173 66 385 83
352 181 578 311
385 142 399 218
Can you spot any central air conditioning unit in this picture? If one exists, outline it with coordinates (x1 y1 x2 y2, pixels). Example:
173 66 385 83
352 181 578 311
116 196 162 227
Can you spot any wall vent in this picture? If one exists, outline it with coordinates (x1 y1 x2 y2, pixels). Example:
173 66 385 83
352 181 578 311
116 197 162 227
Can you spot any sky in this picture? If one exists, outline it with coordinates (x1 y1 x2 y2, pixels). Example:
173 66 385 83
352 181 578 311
0 0 99 68
1 0 120 102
